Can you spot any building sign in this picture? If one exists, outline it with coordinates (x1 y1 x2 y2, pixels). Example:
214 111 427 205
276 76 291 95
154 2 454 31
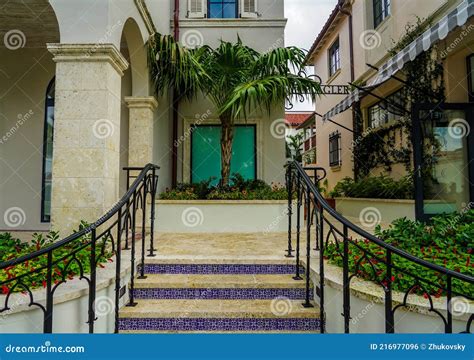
321 85 350 95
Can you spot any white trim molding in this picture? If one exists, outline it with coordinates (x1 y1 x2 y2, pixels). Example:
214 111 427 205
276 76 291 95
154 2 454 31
174 18 287 28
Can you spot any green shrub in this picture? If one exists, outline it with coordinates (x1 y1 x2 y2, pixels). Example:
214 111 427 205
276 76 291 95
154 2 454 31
329 175 414 199
160 173 288 200
325 211 474 298
0 221 113 294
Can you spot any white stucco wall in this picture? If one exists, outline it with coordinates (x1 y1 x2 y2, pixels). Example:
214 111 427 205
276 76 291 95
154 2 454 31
0 47 56 231
156 200 295 233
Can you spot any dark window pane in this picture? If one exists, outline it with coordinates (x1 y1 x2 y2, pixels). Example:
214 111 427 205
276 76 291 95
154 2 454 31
42 79 55 222
374 0 390 28
468 55 474 101
368 88 405 128
208 0 236 18
209 4 222 18
223 3 236 18
329 39 340 76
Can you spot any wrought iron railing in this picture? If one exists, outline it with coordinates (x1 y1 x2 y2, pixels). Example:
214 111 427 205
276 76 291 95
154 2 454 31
0 164 159 333
286 160 474 334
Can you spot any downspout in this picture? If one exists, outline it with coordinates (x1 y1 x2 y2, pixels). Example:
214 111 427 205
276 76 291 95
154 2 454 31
171 0 180 187
338 1 354 82
338 0 359 179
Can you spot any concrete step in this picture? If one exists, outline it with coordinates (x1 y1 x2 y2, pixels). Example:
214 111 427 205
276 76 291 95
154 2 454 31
132 274 313 300
119 299 320 332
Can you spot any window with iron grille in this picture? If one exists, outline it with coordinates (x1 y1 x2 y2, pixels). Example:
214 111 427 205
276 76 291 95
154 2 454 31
328 38 340 77
367 88 406 128
329 131 341 167
373 0 390 28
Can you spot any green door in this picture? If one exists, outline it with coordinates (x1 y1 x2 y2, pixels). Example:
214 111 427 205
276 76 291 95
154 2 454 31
191 125 256 184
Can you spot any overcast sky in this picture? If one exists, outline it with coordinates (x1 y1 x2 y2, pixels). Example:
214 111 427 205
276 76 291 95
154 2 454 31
285 0 337 111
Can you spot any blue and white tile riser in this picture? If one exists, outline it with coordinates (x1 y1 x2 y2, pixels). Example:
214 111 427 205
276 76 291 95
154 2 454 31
132 288 314 300
119 318 321 332
141 264 305 275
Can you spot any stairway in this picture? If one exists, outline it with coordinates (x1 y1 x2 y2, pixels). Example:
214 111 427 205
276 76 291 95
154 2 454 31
119 261 320 333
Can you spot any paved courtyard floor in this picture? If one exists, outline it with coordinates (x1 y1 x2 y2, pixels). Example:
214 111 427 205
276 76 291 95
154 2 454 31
152 232 308 261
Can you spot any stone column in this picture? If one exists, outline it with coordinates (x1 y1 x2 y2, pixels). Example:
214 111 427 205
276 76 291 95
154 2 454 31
47 44 129 235
124 97 158 167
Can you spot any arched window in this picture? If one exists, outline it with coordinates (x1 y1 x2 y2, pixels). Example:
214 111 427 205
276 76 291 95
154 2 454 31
41 78 55 222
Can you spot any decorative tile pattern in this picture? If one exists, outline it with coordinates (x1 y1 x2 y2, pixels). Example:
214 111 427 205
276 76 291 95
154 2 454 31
119 317 320 331
133 288 313 300
142 264 305 275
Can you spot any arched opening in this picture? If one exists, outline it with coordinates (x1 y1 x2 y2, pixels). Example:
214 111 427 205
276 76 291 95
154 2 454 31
118 18 150 195
0 0 60 231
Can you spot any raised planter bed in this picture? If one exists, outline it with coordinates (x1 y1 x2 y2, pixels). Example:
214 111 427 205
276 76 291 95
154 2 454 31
305 259 472 333
335 197 415 227
156 200 296 233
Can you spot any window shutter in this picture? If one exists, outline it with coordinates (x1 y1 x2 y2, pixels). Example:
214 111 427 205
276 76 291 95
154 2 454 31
188 0 206 18
240 0 258 18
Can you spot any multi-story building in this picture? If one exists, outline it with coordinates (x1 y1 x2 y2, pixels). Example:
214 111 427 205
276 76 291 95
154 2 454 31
0 0 287 233
306 0 473 220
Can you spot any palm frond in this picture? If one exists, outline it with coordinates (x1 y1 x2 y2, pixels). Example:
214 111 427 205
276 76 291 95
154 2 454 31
250 46 308 77
221 75 321 119
147 33 209 99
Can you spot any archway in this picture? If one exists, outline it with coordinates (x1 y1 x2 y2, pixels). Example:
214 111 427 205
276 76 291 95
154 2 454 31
119 18 155 194
0 0 60 232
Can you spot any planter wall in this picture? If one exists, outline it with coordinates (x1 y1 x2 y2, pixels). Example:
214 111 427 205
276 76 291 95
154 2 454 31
0 257 131 333
306 260 471 333
156 200 296 233
335 197 415 227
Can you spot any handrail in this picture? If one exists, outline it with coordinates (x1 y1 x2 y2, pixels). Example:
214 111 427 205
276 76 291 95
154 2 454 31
286 160 473 334
292 161 473 283
0 163 160 334
0 164 160 270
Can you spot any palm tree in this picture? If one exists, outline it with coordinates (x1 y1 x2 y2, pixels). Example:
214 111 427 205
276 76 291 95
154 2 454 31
147 34 321 185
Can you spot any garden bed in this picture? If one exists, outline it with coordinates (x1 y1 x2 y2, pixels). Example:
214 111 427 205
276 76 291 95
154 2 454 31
325 212 474 298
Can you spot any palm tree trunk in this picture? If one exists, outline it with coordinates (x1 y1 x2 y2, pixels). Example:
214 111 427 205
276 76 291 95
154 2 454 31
220 116 234 186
